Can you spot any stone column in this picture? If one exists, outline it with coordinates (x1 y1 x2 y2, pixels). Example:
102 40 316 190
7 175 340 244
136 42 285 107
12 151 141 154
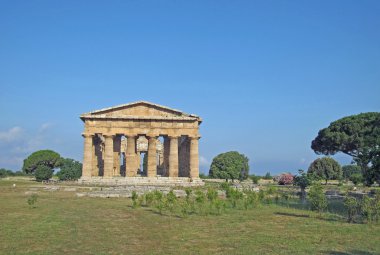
113 135 121 176
147 136 157 177
103 134 114 177
82 134 94 178
136 151 141 173
189 137 200 178
163 137 170 176
126 135 137 177
168 136 179 177
91 137 98 176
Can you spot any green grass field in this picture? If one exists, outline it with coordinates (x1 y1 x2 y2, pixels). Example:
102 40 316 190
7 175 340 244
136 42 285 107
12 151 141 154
1 179 379 255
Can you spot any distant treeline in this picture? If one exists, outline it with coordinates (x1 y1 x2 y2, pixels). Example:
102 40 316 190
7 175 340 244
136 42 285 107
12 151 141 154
0 168 29 178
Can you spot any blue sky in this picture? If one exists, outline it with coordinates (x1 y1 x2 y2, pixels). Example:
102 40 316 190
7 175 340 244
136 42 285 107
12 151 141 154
0 1 379 175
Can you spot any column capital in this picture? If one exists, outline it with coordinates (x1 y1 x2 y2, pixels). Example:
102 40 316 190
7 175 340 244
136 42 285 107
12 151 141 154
103 134 114 138
168 135 180 139
82 133 94 138
189 135 201 140
146 135 158 140
125 134 138 138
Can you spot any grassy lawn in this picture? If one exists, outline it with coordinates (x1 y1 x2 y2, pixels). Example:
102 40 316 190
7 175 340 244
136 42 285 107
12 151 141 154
0 179 379 255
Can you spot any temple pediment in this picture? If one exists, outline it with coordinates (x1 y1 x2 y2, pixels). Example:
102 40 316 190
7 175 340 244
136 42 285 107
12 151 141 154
80 101 201 122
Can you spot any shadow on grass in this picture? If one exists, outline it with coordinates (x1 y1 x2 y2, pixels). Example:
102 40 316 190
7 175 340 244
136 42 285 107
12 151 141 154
273 200 345 223
274 212 310 218
323 250 374 255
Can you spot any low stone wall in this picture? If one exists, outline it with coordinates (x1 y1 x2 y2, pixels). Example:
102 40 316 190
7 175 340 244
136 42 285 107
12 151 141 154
78 176 205 187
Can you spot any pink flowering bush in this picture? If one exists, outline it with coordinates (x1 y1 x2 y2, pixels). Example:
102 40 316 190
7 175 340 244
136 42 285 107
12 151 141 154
278 173 294 185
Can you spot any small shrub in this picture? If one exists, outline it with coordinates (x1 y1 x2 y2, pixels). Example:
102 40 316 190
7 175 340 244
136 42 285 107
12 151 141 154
27 194 38 208
145 192 154 207
373 191 380 223
344 196 359 223
281 192 290 207
220 182 232 197
185 188 193 201
229 188 243 208
246 190 259 208
195 190 207 215
360 195 373 224
207 187 218 202
213 199 226 215
180 200 192 217
308 183 327 214
250 175 261 184
131 191 139 208
258 190 265 202
166 190 177 215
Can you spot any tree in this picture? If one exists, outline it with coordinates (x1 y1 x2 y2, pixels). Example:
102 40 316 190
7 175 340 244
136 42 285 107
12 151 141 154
22 150 61 174
209 151 249 181
34 165 53 181
342 164 362 181
0 168 14 178
56 158 82 181
372 148 380 184
349 173 363 185
311 112 380 186
307 157 342 184
263 172 272 180
293 169 311 203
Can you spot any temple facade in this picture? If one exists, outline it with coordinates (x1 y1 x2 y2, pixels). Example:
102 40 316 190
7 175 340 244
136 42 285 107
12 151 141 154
80 101 202 182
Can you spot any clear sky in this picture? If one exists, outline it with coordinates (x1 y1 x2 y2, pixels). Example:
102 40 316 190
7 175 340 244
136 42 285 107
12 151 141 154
0 1 379 175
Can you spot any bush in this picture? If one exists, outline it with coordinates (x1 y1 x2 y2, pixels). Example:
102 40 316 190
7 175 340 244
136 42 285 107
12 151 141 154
34 165 53 181
349 173 363 185
131 191 139 208
344 196 359 223
250 175 260 184
278 173 294 185
27 194 38 208
207 187 218 202
56 158 82 181
166 190 177 215
308 183 327 214
229 188 243 208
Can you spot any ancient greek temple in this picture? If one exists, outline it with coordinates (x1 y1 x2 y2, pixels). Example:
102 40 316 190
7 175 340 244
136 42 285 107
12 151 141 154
79 101 202 184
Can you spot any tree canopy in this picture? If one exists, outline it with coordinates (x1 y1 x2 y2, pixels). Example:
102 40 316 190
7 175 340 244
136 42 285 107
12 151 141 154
209 151 249 180
307 157 342 183
342 164 362 180
56 158 82 181
22 150 61 174
311 112 380 185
